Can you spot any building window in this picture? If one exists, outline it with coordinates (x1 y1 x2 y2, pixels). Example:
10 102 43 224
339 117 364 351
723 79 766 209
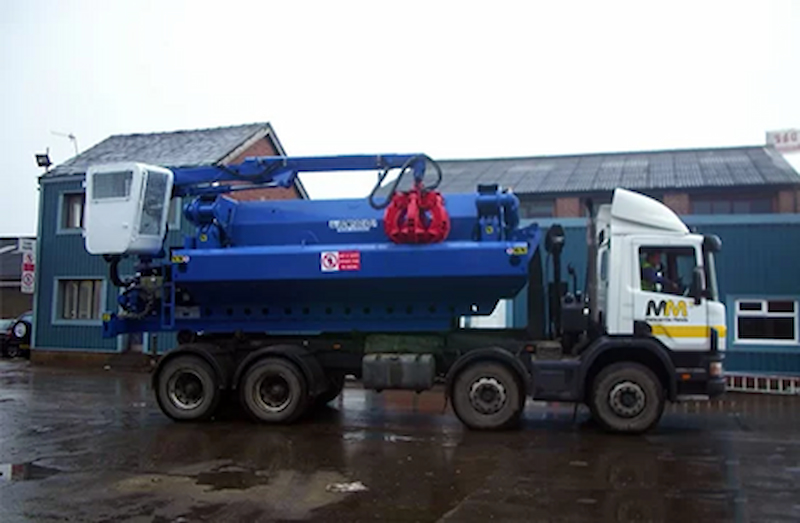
692 197 772 214
61 193 85 230
518 199 554 218
58 279 103 320
735 299 798 344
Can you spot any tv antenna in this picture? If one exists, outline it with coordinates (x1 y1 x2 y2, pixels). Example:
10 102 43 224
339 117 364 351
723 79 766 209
51 131 79 155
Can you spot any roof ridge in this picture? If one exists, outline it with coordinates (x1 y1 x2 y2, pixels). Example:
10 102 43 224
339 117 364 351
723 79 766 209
435 145 770 164
106 122 269 139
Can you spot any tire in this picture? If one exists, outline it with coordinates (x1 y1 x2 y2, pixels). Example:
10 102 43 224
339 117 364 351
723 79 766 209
451 361 524 430
11 321 28 342
6 344 20 359
240 358 309 423
589 362 665 434
314 372 346 407
155 355 220 422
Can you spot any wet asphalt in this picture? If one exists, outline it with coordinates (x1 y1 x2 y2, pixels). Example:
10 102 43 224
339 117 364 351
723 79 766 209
1 360 799 522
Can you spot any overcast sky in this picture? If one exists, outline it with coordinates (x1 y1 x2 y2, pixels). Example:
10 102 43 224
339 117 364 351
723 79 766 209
2 0 799 236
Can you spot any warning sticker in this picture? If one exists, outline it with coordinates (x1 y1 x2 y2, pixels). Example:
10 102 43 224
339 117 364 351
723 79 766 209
505 243 528 256
321 251 361 272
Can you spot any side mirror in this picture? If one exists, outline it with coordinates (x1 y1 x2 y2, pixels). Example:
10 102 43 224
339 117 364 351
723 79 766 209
690 267 704 305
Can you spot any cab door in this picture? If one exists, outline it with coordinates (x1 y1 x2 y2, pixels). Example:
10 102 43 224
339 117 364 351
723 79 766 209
632 238 709 352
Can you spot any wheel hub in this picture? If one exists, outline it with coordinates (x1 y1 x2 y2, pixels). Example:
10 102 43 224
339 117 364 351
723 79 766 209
469 377 507 415
168 370 204 410
13 323 26 338
608 381 646 418
254 375 291 413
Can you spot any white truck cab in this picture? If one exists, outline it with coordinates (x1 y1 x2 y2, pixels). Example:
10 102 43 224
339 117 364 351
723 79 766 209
596 189 726 353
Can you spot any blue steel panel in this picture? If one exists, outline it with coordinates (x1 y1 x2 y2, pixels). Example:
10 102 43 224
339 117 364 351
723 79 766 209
199 194 486 248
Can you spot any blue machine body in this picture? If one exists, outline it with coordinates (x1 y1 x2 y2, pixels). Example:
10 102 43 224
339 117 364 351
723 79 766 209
103 155 541 337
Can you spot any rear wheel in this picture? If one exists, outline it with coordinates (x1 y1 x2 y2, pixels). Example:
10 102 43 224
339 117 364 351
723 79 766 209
156 355 221 421
589 362 664 434
451 362 524 430
240 358 309 423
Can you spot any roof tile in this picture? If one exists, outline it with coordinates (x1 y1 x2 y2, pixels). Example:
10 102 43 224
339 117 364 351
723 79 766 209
432 147 800 195
47 123 270 177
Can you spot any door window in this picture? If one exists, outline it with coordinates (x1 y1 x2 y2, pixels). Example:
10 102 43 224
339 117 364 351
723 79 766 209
639 247 698 296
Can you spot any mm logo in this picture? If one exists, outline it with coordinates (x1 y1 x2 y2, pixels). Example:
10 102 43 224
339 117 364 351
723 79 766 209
646 300 688 318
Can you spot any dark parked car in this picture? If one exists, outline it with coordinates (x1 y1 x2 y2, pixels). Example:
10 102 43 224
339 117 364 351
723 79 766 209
0 319 14 357
3 311 32 359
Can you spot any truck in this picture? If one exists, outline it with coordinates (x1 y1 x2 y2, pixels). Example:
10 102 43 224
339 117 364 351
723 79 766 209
81 153 726 433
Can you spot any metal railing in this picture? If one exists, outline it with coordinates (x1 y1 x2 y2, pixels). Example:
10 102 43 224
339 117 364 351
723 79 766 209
725 373 800 395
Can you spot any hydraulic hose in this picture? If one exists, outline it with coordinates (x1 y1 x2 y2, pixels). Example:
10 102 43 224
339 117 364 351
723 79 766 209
368 154 443 210
105 255 133 288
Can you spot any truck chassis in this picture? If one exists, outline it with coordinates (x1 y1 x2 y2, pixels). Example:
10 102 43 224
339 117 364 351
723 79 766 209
154 329 724 434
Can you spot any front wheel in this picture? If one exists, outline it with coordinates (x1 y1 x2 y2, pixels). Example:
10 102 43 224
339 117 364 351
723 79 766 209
155 355 221 421
451 362 524 430
589 362 665 434
239 358 309 423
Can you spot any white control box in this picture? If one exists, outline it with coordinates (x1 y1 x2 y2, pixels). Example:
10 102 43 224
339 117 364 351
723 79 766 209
84 163 175 255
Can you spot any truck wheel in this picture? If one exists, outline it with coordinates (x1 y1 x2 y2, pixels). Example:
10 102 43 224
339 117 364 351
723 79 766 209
240 358 309 423
589 362 664 434
314 372 346 407
452 362 523 430
156 356 220 421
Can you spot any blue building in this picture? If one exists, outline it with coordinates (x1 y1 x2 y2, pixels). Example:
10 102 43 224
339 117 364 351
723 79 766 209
434 147 800 374
32 139 800 375
32 123 306 362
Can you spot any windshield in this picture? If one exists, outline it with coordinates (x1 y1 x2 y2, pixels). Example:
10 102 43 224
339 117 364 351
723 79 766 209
703 249 720 302
139 170 168 236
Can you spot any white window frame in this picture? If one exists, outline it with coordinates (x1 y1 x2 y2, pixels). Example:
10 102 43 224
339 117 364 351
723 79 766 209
57 191 85 234
52 277 106 326
734 299 799 346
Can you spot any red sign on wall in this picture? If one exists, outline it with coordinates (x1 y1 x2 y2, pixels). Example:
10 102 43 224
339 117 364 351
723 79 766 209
320 251 361 272
767 129 800 153
18 239 36 294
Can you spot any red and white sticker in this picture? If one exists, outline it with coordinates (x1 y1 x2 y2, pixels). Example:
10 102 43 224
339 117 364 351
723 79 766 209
321 251 361 272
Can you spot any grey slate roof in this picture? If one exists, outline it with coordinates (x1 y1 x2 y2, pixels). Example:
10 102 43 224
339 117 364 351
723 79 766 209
434 146 800 195
47 123 271 177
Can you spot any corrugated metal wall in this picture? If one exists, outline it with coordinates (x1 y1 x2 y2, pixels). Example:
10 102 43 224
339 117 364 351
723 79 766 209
512 215 800 373
35 179 112 350
34 179 184 353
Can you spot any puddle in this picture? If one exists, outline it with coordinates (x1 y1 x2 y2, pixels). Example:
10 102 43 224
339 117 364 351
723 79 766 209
343 430 419 443
195 468 272 491
0 462 59 482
